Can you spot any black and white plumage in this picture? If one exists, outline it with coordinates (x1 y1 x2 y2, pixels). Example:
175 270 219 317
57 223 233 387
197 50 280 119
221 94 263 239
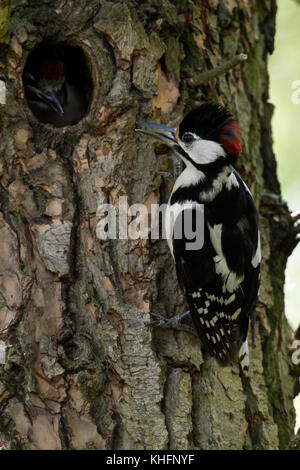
136 103 261 375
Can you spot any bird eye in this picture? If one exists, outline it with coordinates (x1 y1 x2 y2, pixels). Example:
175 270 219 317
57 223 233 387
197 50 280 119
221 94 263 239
182 133 194 144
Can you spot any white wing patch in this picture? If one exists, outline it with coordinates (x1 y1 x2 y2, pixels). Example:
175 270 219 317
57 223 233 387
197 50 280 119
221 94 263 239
251 230 261 268
225 172 239 190
165 200 203 257
204 292 235 305
208 223 244 293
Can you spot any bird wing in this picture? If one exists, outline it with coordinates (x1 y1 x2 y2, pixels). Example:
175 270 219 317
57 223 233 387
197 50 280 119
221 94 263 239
172 176 260 364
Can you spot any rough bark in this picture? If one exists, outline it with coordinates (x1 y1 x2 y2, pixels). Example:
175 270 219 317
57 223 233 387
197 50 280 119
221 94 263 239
0 0 298 450
0 1 10 45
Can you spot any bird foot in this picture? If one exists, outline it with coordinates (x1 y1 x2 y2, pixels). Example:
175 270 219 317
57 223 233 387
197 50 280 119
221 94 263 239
160 171 176 184
145 310 198 336
160 154 181 184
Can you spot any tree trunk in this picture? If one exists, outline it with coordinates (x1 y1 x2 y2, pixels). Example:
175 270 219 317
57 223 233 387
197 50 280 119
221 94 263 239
0 0 298 450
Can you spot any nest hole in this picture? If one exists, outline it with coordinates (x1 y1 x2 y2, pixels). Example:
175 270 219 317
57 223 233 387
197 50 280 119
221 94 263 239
23 40 94 128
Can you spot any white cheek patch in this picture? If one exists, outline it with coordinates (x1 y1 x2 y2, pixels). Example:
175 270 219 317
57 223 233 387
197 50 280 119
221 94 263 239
172 166 206 192
179 135 226 165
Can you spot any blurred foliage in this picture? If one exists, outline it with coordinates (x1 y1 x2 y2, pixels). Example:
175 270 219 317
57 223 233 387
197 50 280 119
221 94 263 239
269 0 300 331
269 0 300 434
269 0 300 209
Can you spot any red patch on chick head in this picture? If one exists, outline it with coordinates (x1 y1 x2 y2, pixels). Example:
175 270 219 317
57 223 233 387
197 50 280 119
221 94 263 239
40 60 64 80
220 121 242 157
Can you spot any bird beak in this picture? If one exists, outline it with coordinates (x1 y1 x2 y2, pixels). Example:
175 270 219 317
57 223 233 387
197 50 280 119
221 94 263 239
27 85 64 116
135 121 177 147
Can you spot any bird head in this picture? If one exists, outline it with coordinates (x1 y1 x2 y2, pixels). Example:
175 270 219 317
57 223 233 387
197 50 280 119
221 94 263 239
24 58 65 116
136 103 242 170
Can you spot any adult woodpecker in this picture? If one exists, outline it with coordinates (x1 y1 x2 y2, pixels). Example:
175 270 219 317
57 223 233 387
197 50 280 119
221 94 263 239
136 103 261 375
24 50 86 127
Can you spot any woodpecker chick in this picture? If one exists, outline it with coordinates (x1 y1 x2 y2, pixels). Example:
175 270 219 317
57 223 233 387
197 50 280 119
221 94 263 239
136 103 261 375
24 53 85 127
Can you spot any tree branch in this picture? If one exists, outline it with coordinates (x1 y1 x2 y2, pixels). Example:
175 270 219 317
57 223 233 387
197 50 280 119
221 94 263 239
187 53 248 87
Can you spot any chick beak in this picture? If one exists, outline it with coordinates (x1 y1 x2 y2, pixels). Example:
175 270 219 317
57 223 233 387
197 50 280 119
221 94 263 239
40 89 64 116
135 121 177 147
28 85 64 116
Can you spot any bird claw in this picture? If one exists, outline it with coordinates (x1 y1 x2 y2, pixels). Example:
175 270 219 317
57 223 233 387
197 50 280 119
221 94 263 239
159 171 176 184
160 154 181 184
145 310 198 336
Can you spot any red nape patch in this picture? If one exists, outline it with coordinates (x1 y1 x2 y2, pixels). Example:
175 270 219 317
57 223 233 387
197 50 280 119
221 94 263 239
220 121 242 157
40 60 64 80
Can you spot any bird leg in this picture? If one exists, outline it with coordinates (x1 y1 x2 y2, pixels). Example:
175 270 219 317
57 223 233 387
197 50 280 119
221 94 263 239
145 310 198 336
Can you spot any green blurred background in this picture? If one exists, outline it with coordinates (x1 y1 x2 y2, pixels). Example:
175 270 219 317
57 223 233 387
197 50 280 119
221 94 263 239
269 0 300 432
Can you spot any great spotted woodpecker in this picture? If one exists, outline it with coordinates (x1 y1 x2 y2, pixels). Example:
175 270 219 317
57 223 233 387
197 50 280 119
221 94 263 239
136 103 261 375
24 47 85 127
